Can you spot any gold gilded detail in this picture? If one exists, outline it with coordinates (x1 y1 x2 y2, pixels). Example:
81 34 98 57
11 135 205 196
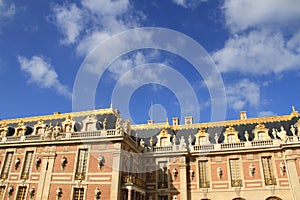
0 108 118 124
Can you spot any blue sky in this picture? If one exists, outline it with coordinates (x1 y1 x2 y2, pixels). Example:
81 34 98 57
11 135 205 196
0 0 300 124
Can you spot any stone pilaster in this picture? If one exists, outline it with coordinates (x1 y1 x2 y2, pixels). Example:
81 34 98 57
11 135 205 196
285 150 300 200
179 157 187 200
36 149 56 200
110 152 121 200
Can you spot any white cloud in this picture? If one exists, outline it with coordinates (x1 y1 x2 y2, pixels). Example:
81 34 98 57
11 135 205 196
51 0 137 56
226 79 260 111
258 111 276 117
17 55 71 99
223 0 300 33
0 0 16 26
214 0 300 75
51 3 85 44
172 0 206 8
82 0 129 16
213 29 300 74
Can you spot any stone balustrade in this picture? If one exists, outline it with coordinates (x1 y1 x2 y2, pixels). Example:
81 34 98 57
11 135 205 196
0 131 299 154
122 175 145 188
0 129 123 144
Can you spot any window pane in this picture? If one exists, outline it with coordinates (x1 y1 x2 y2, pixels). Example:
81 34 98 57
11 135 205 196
199 161 209 188
0 152 13 179
75 149 88 180
229 159 242 187
261 157 276 185
21 151 34 180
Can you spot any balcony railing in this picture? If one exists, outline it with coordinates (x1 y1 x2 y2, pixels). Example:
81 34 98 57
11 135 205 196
122 175 145 188
0 129 123 144
221 142 245 149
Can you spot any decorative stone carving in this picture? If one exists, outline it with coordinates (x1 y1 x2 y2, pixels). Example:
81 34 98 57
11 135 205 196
140 139 145 147
43 123 53 140
195 128 210 145
290 125 296 136
272 128 278 139
295 119 300 136
14 121 27 136
95 188 101 199
253 123 271 141
189 168 195 180
61 156 67 169
33 119 46 135
53 123 61 139
172 135 177 145
179 136 187 150
188 135 193 146
244 131 249 141
214 133 219 144
223 126 240 143
279 161 286 176
35 157 41 169
0 122 9 137
61 115 75 132
217 167 223 179
81 114 98 132
149 136 153 147
103 118 107 130
277 126 288 142
124 119 131 134
14 157 20 169
249 164 255 177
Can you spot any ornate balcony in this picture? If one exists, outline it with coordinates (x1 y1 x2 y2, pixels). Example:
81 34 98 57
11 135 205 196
122 175 145 188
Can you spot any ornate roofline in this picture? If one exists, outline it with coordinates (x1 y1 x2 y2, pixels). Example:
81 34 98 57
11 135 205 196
132 113 299 130
0 108 120 124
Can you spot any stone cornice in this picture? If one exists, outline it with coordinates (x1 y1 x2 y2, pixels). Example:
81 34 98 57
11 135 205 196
0 108 119 124
132 113 299 131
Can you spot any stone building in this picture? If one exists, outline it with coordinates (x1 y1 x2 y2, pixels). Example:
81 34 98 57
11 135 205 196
0 106 299 200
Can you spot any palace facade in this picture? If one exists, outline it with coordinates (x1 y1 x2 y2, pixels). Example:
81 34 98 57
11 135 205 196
0 107 300 200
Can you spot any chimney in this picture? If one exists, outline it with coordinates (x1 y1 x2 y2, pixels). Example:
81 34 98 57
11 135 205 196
184 116 193 125
239 111 247 120
172 118 179 126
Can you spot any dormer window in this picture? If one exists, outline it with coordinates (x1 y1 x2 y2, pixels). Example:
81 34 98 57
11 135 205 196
160 137 169 147
223 126 240 143
199 136 206 145
81 114 98 132
195 129 210 145
253 123 270 141
156 129 171 147
257 132 267 141
227 134 236 143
